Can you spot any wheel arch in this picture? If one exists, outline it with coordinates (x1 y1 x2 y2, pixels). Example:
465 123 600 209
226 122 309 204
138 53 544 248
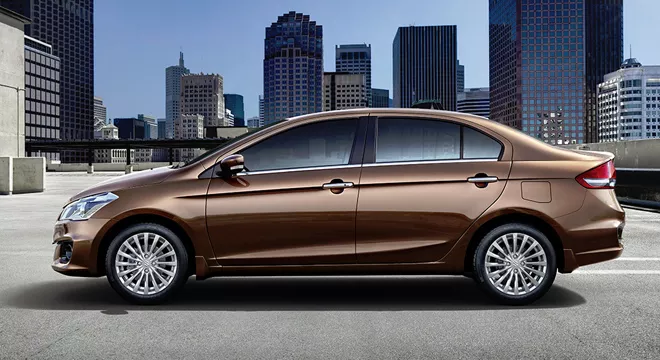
95 212 197 276
462 210 565 276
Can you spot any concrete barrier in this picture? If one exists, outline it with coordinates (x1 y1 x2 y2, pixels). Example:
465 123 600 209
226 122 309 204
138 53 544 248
0 157 12 195
12 157 45 194
561 139 660 169
47 162 171 172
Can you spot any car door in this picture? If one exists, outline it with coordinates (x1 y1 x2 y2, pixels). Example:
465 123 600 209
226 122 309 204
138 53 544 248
356 116 512 264
205 117 367 266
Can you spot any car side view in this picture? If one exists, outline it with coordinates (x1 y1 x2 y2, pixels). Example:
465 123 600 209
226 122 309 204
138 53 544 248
51 109 625 305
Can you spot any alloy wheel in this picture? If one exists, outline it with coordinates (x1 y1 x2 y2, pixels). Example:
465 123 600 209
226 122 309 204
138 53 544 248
114 232 178 296
484 232 548 296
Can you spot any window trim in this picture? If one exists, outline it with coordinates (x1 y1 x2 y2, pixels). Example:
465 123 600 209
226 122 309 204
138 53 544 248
203 117 367 178
364 116 504 165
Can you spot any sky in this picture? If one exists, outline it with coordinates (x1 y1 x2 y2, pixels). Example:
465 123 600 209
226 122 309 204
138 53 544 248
95 0 660 121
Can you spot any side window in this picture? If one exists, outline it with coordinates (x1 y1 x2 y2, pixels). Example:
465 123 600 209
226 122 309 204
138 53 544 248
240 119 358 172
376 118 460 163
463 127 502 159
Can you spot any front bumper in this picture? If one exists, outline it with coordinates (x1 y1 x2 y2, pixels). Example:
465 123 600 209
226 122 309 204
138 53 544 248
51 218 110 277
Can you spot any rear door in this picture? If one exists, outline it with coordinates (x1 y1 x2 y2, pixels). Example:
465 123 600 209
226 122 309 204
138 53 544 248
356 116 512 263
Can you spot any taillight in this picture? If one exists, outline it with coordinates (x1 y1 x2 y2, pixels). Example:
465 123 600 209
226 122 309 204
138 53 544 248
575 160 616 189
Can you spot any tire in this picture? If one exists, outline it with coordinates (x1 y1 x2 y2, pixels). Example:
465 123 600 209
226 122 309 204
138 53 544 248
473 223 557 305
105 223 189 305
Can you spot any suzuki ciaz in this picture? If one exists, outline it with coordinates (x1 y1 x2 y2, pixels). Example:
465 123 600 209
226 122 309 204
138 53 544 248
52 109 624 305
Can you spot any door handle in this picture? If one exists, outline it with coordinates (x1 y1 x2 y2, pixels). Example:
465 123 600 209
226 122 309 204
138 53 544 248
467 176 498 183
322 182 354 189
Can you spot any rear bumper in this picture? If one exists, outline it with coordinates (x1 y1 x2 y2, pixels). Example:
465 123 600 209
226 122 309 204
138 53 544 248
556 189 625 273
562 244 623 273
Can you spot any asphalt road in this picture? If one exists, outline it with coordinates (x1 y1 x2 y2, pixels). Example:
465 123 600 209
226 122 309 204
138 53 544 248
0 173 659 359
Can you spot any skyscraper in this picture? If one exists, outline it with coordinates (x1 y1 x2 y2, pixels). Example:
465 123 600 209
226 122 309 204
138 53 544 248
157 118 167 139
457 60 465 94
1 0 94 162
335 44 372 106
24 35 60 160
137 114 157 139
165 52 190 139
94 97 107 125
322 72 368 111
489 0 623 145
393 26 457 110
180 73 226 137
263 11 323 125
372 88 390 108
259 95 264 126
224 94 245 127
598 58 660 142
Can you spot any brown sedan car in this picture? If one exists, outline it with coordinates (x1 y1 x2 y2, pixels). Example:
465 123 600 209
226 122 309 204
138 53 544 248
52 109 624 305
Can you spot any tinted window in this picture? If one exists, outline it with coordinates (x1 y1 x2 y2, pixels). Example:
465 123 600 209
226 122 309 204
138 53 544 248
376 118 460 163
463 127 502 159
241 119 357 171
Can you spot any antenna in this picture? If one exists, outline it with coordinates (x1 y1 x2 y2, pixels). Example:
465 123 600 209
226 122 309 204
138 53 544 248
629 44 632 59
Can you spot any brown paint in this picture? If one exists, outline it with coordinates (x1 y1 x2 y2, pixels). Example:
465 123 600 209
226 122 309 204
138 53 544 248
51 109 624 279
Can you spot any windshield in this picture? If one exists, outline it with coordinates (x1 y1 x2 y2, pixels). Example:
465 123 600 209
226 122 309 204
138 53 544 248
172 119 288 169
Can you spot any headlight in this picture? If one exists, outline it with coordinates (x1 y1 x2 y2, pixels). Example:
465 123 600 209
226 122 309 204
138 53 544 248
59 192 118 221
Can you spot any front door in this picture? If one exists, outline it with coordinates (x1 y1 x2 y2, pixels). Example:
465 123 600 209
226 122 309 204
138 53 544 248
356 116 512 263
206 117 366 266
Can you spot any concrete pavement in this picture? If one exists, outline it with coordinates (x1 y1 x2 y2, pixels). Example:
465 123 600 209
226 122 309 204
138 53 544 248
0 173 658 359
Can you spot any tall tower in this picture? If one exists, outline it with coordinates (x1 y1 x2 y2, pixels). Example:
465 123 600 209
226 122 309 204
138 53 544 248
335 44 372 106
393 26 457 110
224 94 245 127
263 11 323 125
1 0 94 162
489 0 623 144
165 51 190 138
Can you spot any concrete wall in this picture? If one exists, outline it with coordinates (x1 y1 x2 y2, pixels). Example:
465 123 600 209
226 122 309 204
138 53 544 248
0 19 25 158
0 157 12 195
12 157 45 194
47 162 172 172
562 139 660 169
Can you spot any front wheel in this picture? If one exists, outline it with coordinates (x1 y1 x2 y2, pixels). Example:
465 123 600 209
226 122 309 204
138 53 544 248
105 223 189 304
473 223 557 305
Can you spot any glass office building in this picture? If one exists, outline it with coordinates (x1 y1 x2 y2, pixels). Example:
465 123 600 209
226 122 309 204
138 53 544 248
489 0 623 145
24 35 60 161
393 25 457 110
336 44 372 107
1 0 94 161
165 52 190 139
224 94 245 127
263 11 323 125
372 88 390 108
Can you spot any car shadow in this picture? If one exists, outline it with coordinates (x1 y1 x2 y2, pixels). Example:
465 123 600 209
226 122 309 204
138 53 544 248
3 276 585 312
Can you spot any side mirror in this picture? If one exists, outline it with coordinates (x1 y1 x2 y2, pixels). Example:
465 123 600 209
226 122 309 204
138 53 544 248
217 154 245 177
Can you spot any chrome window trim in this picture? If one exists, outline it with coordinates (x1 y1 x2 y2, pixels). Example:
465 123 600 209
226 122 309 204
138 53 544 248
236 164 362 177
362 158 499 168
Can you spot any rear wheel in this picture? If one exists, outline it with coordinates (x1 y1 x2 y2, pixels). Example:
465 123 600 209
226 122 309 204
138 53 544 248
105 223 189 304
473 223 557 305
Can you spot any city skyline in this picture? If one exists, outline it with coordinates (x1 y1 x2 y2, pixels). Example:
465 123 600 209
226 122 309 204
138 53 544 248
93 0 658 121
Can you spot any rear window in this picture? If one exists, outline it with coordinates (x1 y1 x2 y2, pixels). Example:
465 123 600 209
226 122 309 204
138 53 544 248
376 118 460 163
463 127 502 159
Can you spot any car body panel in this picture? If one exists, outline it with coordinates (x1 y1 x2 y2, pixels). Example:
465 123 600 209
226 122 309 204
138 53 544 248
49 108 624 280
205 166 362 265
356 160 512 263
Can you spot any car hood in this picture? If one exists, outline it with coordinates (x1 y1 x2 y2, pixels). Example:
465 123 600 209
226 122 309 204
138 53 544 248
69 166 175 202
